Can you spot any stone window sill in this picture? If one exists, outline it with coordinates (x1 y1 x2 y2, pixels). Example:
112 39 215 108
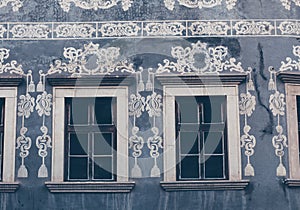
160 180 250 191
284 179 300 187
0 182 19 192
45 181 135 193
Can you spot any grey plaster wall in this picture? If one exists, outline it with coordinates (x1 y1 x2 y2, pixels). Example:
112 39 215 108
0 0 299 209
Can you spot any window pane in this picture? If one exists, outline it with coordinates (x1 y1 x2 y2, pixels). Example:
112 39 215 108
201 96 225 123
94 133 112 156
69 157 88 179
179 132 199 154
203 131 224 154
68 98 90 125
69 133 88 155
93 157 113 180
95 97 113 125
0 99 4 126
176 97 199 123
180 156 199 179
204 156 224 178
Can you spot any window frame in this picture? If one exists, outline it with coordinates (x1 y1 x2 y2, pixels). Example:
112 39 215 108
46 85 134 193
0 87 19 192
285 83 300 185
157 75 249 191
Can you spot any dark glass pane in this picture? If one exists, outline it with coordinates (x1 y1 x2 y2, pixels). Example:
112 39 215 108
0 98 4 126
93 157 113 180
176 97 198 123
179 132 199 154
0 133 3 155
204 155 224 178
180 156 199 179
297 96 300 122
69 157 88 179
95 97 113 125
68 98 90 125
201 96 226 123
203 131 223 154
69 133 88 155
94 133 113 155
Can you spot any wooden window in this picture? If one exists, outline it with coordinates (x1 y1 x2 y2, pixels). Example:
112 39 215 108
0 98 4 181
64 97 116 181
175 96 228 180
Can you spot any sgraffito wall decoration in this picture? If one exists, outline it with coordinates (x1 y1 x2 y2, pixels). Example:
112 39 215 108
267 45 300 176
239 68 256 176
0 0 22 11
58 0 134 12
0 48 35 178
0 20 299 40
164 0 237 10
280 0 300 10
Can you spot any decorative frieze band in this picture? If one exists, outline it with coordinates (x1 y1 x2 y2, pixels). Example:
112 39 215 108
0 20 298 40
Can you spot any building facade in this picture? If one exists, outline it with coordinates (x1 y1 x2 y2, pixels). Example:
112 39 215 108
0 0 299 209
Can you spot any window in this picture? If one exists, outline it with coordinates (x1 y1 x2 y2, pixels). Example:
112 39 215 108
284 83 300 186
176 96 228 180
65 97 116 181
46 85 134 193
0 87 19 192
158 75 249 191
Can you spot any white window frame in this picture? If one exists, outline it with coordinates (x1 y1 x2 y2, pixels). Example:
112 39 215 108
0 87 19 192
285 84 300 185
46 86 134 193
160 84 249 191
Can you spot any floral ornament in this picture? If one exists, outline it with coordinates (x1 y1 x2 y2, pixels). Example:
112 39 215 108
36 91 52 117
156 41 244 74
272 125 288 176
164 0 237 10
129 126 144 158
148 127 163 177
240 125 256 176
129 93 145 118
129 126 144 178
239 92 256 117
280 0 300 10
36 126 52 178
16 127 32 177
146 92 162 117
269 91 285 116
279 45 300 71
18 94 35 118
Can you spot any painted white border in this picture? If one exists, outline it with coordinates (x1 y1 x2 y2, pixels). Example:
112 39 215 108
51 86 129 182
162 85 242 182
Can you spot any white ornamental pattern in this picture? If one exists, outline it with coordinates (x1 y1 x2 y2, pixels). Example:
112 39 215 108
278 21 300 35
99 22 140 37
10 24 50 39
279 46 300 72
144 22 185 36
239 69 256 176
54 24 96 38
189 21 230 35
0 25 7 38
157 41 244 74
164 0 237 10
268 67 288 177
280 0 300 10
0 0 22 11
233 21 275 35
58 0 133 12
47 42 135 77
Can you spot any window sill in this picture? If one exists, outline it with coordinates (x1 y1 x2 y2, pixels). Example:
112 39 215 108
160 180 250 191
284 179 300 187
45 181 135 193
0 182 19 192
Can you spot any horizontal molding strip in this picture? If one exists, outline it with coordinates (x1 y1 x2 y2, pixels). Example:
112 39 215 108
0 19 298 40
